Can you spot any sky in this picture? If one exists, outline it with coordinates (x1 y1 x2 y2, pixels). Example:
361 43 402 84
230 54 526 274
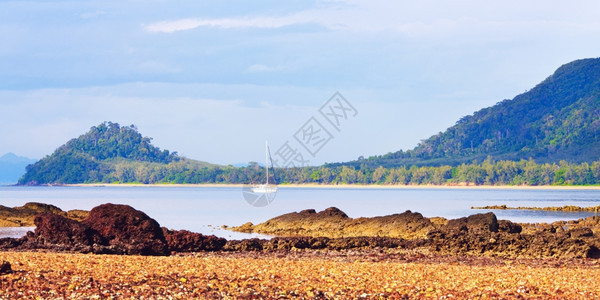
1 0 600 166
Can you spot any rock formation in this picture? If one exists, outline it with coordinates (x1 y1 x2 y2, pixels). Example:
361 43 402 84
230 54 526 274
427 212 600 258
82 203 169 255
162 228 226 252
2 203 600 259
232 207 435 239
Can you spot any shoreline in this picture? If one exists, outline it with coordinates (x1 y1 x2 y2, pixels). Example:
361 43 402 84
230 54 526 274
59 183 600 190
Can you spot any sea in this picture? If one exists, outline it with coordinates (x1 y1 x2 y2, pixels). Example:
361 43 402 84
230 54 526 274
1 185 599 239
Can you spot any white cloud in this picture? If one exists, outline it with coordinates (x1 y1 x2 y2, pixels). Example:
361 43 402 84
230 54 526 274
142 1 600 40
144 16 307 33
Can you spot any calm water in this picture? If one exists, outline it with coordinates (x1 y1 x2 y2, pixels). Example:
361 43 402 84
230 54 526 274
1 186 600 239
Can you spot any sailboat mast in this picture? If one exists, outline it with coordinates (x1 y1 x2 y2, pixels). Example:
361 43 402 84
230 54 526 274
265 140 269 185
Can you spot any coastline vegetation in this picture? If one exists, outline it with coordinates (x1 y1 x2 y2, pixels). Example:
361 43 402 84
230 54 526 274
17 122 600 186
19 157 600 186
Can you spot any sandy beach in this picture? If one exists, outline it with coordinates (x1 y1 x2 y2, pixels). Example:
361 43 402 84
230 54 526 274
64 183 600 190
2 250 600 299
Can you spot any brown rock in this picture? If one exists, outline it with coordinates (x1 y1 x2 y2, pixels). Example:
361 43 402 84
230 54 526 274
0 202 71 227
0 237 24 250
223 238 264 251
319 207 349 218
232 208 434 239
445 212 499 234
66 209 90 222
21 202 64 215
568 227 594 238
83 203 169 256
33 213 102 248
428 225 600 259
498 219 522 233
162 228 226 252
0 261 11 275
235 222 254 233
345 210 435 239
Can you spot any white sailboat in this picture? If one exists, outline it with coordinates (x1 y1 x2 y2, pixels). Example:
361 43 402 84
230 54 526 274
251 140 278 194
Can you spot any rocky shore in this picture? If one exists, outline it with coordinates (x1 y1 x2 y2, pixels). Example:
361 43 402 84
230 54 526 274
231 207 600 258
2 203 600 259
2 203 600 298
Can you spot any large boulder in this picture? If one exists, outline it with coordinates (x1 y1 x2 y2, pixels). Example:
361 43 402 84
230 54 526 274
83 204 169 256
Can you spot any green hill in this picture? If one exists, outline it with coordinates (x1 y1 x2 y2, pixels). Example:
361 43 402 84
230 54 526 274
350 57 600 168
18 122 218 184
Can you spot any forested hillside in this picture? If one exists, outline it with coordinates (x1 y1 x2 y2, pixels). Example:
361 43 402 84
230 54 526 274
18 122 216 184
347 58 600 168
17 122 600 186
18 58 600 186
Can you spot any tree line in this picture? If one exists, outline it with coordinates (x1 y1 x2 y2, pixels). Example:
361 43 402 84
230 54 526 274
71 158 600 186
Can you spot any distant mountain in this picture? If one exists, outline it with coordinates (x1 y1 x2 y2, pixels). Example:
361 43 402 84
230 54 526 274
19 122 217 185
347 57 600 168
0 153 37 185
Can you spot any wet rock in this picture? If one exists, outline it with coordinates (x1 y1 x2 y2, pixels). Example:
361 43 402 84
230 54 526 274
162 228 226 252
0 261 11 275
83 203 169 256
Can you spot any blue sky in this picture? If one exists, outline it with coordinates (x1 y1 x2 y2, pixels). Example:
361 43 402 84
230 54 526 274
1 0 600 165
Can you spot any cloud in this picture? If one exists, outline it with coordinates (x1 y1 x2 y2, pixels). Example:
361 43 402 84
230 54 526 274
144 16 307 33
142 1 600 38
